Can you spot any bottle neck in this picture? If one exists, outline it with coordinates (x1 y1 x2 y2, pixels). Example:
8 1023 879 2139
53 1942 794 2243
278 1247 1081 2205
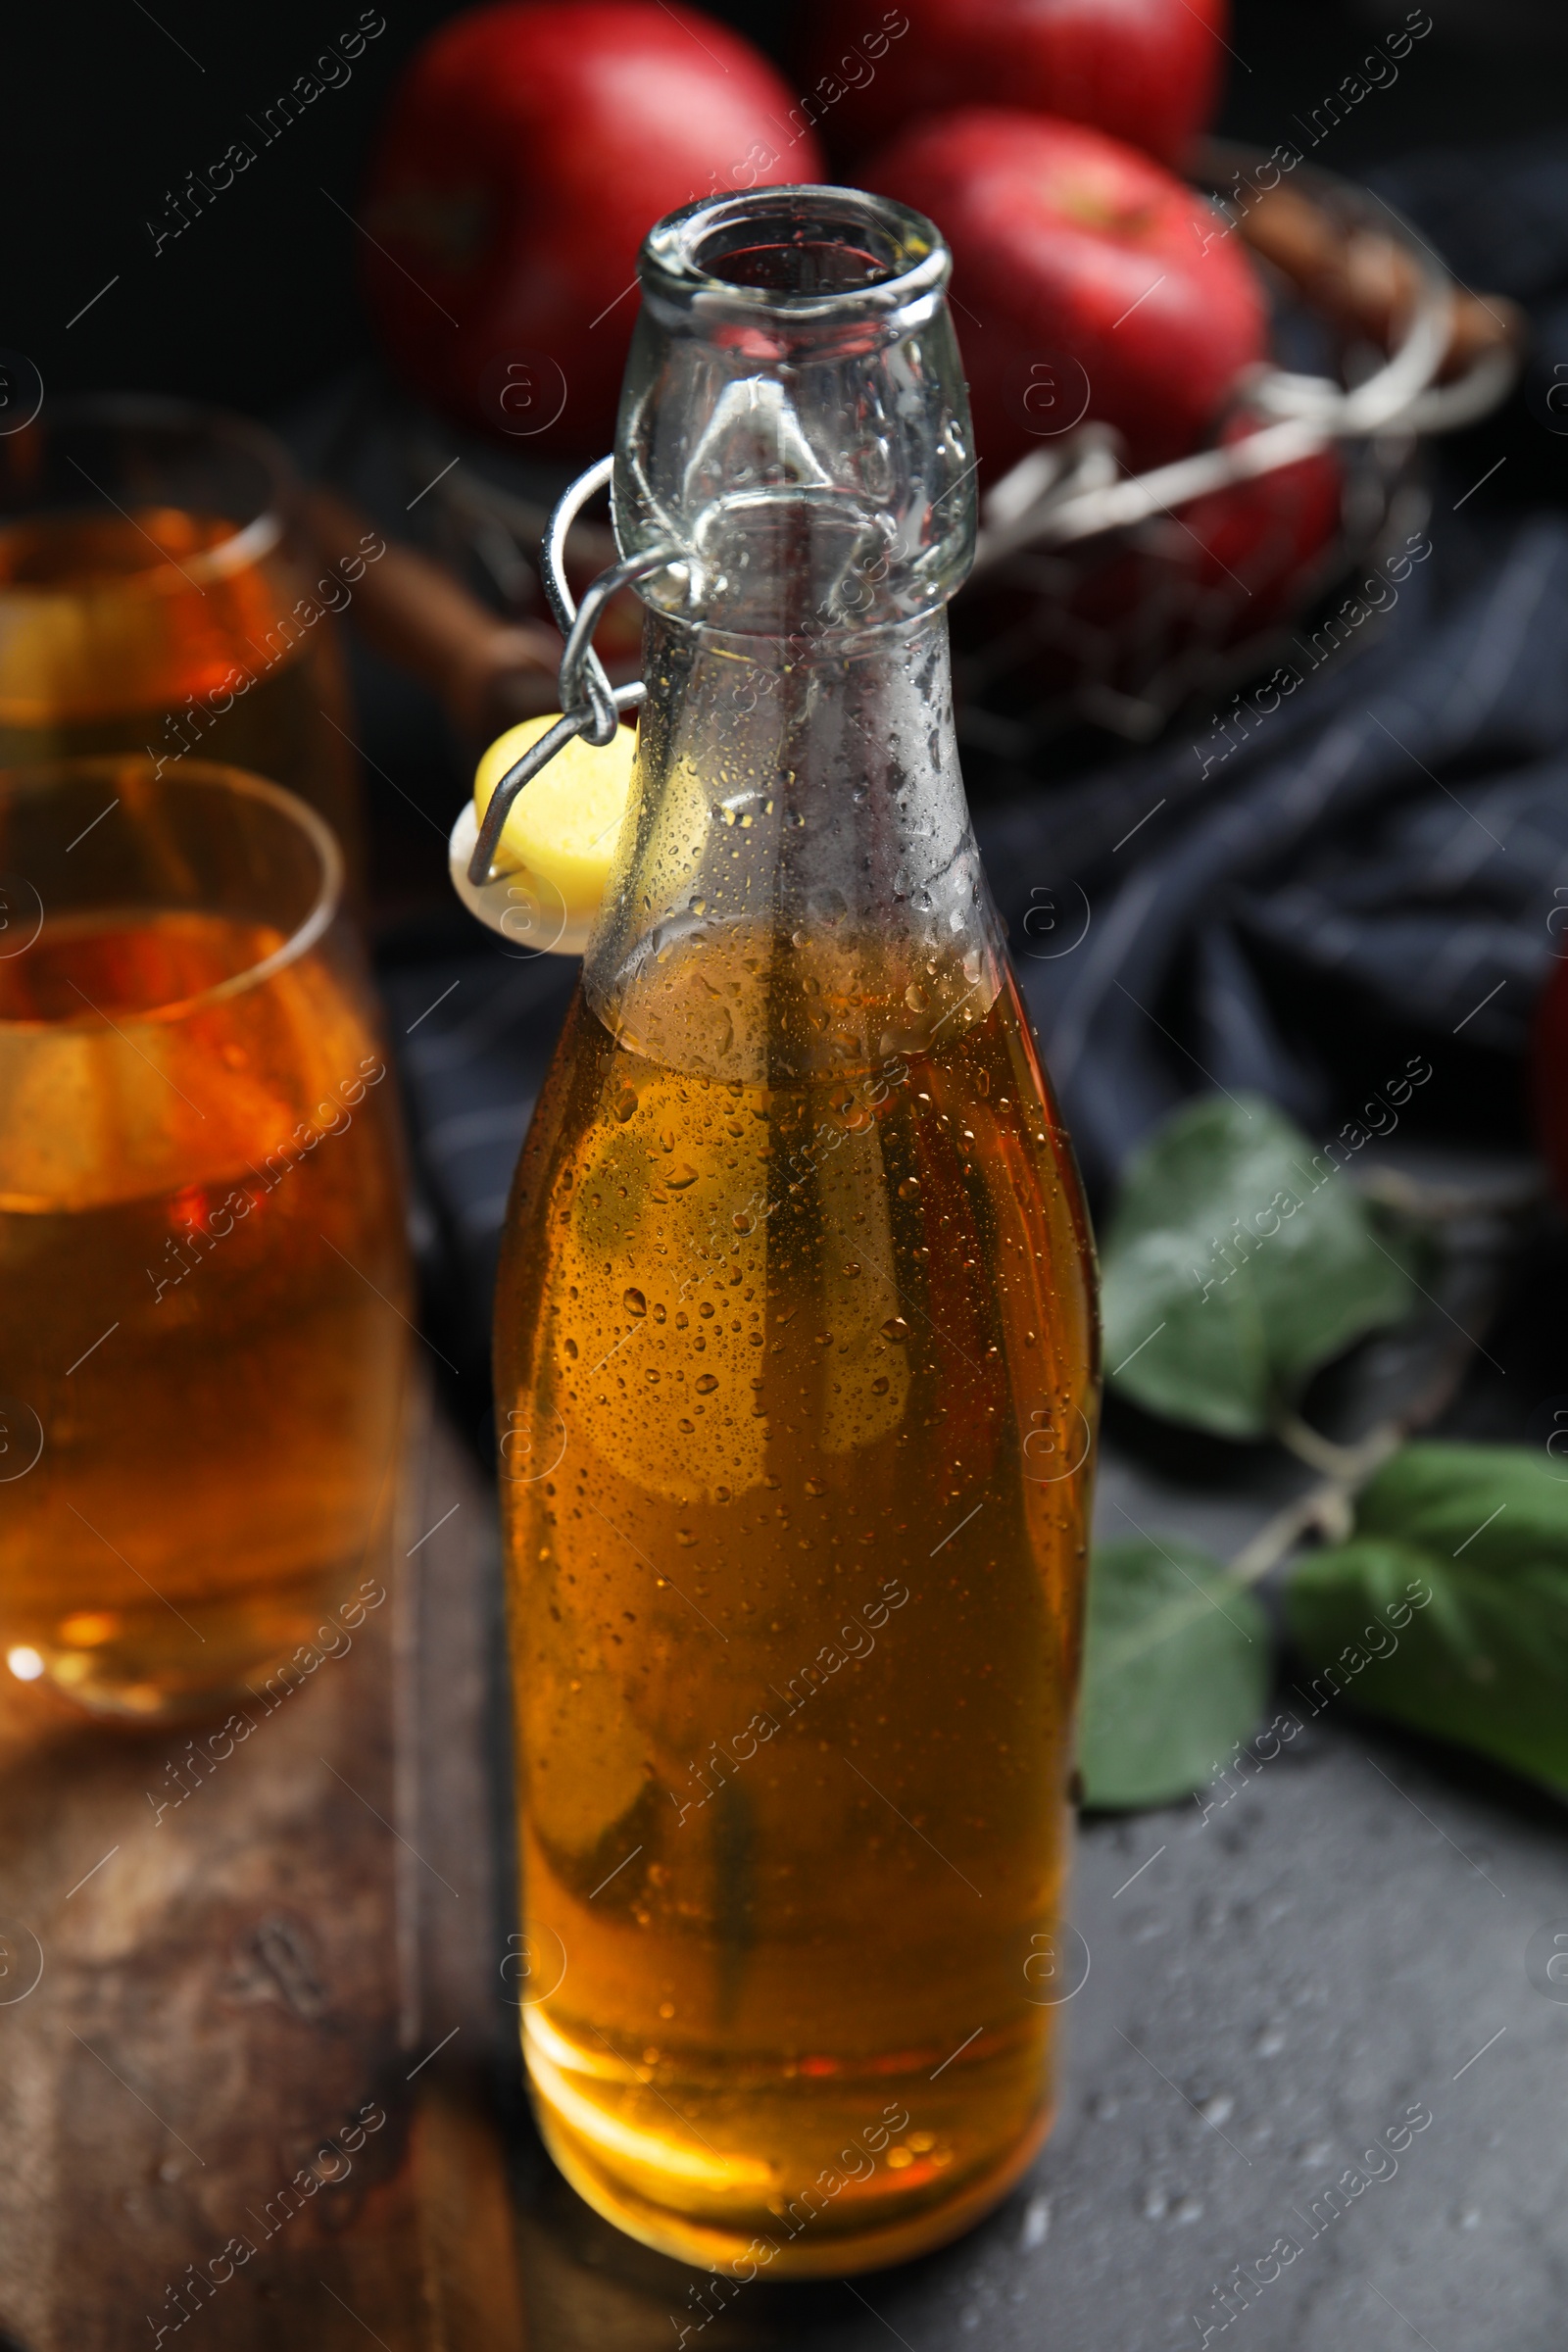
582 603 1003 1088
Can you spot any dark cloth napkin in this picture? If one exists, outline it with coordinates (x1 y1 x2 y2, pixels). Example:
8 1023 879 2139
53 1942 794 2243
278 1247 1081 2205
1004 509 1568 1191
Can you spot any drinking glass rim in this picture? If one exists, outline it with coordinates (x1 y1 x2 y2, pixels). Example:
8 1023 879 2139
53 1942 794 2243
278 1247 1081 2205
0 756 342 1030
0 394 292 589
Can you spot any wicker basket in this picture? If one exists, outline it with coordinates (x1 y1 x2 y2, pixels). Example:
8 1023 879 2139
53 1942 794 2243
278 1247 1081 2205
950 142 1523 765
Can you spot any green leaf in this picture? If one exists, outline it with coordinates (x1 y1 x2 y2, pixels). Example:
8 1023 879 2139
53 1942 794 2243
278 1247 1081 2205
1285 1445 1568 1796
1079 1538 1271 1809
1101 1093 1413 1440
1353 1441 1568 1569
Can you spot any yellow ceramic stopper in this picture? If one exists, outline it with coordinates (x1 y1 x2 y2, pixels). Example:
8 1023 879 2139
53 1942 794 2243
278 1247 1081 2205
473 715 637 921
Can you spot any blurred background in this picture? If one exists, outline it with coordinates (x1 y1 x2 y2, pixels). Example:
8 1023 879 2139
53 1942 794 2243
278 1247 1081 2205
11 1 1567 413
6 0 1567 1511
15 0 1566 1398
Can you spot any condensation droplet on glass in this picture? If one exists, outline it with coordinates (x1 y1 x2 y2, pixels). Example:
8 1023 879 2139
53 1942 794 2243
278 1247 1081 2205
623 1288 647 1317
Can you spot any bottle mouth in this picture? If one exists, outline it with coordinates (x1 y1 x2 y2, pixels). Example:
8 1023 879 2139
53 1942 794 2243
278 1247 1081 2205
640 187 949 330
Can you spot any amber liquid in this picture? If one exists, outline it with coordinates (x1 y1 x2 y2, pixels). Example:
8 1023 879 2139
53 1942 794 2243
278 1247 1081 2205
495 935 1097 2273
0 509 361 865
0 909 408 1716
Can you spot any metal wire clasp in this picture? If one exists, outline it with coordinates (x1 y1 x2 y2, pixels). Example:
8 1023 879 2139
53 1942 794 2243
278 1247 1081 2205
466 455 682 886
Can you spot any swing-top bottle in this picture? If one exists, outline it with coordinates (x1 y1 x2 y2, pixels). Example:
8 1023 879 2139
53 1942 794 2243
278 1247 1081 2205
494 183 1099 2276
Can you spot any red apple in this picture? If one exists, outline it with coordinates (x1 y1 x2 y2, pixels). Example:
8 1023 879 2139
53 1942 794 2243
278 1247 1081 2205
360 2 823 457
800 0 1228 171
864 109 1268 477
1060 441 1345 645
1167 425 1346 627
953 424 1344 727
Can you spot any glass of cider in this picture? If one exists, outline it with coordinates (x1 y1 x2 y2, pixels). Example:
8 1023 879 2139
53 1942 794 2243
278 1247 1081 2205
0 396 364 872
0 756 409 1719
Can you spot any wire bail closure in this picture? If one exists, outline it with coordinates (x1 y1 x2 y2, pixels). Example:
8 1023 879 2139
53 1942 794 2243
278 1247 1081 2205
466 455 682 886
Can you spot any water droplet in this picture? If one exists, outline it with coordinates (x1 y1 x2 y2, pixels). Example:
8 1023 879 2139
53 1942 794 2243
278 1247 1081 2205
881 1315 909 1340
962 948 983 982
791 929 808 949
843 1261 861 1278
733 1211 755 1234
666 1165 698 1189
623 1288 647 1317
678 1418 695 1434
699 1301 715 1319
714 1485 731 1502
1172 2196 1204 2226
689 897 708 916
905 982 929 1012
871 1376 889 1395
564 1338 578 1359
614 1090 638 1122
659 2001 674 2019
1199 2093 1234 2126
1142 2188 1167 2221
696 1374 718 1395
806 1478 826 1496
675 1530 698 1546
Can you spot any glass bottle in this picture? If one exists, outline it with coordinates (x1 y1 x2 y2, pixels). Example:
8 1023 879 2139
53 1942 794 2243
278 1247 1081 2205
493 186 1099 2278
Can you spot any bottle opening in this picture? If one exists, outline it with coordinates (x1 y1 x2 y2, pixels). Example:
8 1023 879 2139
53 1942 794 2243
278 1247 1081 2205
642 187 947 320
695 212 902 298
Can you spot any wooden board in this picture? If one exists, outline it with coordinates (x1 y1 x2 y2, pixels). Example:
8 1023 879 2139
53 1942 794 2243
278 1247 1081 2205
0 1382 527 2350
